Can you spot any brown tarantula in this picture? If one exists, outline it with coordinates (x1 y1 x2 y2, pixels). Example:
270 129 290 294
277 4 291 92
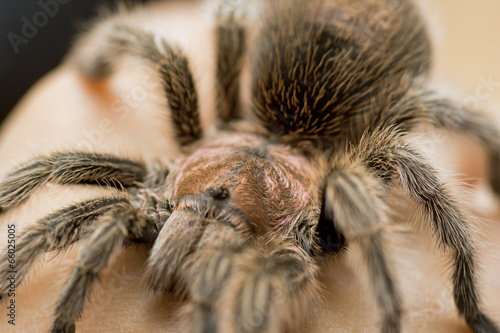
1 0 500 332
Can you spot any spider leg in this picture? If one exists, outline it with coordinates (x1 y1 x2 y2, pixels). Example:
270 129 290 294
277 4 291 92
320 168 401 333
70 21 202 145
365 137 500 333
215 2 246 123
51 200 157 333
386 91 500 195
146 204 248 295
188 247 318 333
0 197 128 300
423 97 500 196
146 199 316 333
146 209 211 294
188 248 241 333
0 152 145 213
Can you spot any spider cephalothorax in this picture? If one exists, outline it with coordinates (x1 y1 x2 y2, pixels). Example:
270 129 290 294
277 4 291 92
174 134 316 231
0 0 500 332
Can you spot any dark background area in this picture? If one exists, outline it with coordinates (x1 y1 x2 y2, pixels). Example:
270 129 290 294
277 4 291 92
0 0 147 126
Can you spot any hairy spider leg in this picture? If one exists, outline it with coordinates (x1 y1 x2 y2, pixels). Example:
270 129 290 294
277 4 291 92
363 129 500 333
321 168 401 333
146 202 250 295
188 247 319 333
70 22 202 146
51 201 157 333
216 3 246 123
383 90 500 197
0 197 129 300
0 152 146 213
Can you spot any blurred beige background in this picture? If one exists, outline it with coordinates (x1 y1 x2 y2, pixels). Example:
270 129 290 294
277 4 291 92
430 0 500 113
0 0 499 332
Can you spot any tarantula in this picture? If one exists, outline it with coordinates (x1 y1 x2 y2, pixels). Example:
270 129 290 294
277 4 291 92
0 0 499 332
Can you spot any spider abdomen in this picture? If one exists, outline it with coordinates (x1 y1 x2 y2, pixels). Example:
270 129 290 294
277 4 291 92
251 0 431 143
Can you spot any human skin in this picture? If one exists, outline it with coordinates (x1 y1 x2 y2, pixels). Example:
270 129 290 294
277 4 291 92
0 1 499 332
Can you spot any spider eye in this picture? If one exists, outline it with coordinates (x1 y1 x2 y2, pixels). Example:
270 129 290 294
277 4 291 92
206 186 230 201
